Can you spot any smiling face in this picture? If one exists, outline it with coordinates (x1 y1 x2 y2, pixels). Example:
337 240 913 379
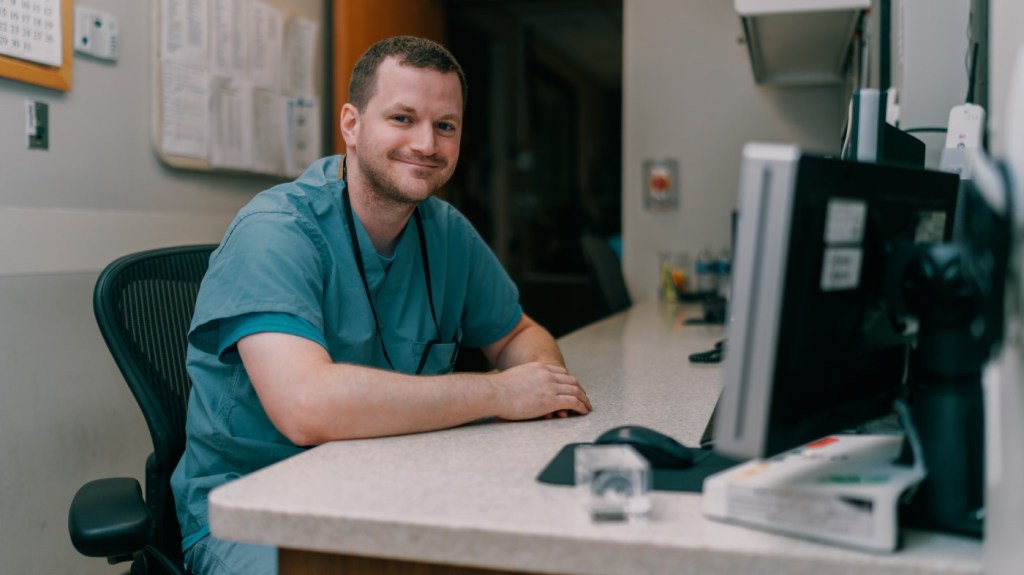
341 57 464 208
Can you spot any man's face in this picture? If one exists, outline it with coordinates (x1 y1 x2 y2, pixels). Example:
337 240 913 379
346 57 463 206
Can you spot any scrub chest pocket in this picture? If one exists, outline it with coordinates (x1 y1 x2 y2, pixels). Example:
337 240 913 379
413 339 460 374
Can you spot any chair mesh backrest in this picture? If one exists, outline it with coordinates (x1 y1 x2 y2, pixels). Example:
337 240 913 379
95 245 215 464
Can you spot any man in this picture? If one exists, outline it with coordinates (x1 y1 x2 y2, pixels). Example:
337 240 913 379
171 36 592 575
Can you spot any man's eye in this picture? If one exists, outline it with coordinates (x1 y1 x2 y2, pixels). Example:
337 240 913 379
437 122 457 132
393 115 411 123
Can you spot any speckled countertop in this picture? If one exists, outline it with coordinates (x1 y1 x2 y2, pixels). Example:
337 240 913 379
208 301 982 574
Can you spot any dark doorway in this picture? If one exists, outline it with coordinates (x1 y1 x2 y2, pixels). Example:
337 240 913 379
444 0 623 339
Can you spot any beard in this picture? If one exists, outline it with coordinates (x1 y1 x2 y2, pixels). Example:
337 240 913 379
356 148 454 208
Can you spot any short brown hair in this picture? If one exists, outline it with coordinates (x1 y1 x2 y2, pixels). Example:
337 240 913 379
348 36 467 111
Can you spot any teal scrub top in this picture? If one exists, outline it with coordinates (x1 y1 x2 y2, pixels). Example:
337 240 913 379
171 155 522 549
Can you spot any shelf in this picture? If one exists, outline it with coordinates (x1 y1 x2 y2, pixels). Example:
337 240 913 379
736 0 869 87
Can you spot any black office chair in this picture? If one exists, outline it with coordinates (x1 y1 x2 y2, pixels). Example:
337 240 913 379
68 245 217 575
580 234 632 315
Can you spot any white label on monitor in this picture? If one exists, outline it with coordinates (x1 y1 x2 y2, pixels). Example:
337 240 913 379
915 211 948 243
821 248 862 291
824 199 867 243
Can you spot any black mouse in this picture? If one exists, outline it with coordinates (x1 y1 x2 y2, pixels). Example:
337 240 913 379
594 425 694 469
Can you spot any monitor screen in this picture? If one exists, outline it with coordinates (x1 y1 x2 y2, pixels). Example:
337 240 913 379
713 143 959 460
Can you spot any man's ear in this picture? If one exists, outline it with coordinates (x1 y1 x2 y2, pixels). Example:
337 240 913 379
339 103 360 149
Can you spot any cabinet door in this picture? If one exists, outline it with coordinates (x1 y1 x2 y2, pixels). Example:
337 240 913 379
330 0 446 153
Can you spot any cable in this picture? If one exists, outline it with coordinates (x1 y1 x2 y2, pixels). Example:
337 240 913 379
966 42 979 104
894 399 927 477
689 339 725 364
880 0 891 93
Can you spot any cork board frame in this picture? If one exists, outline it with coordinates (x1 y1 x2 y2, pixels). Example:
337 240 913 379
0 0 74 91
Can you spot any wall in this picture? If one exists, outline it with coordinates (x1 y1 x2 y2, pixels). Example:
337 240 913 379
0 1 318 573
893 0 973 168
621 0 845 302
989 0 1024 157
984 3 1024 573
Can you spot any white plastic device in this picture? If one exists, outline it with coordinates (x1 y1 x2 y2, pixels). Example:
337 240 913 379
940 103 987 177
73 7 119 62
944 103 986 150
703 434 925 553
849 89 881 162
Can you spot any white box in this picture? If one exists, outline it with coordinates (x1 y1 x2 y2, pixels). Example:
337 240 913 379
703 434 925 552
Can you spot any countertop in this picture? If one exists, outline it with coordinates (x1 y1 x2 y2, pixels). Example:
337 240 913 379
209 301 982 574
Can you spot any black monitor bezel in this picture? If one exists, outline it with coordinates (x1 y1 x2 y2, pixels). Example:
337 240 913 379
715 146 960 460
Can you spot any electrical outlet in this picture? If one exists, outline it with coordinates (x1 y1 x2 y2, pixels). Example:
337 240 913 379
25 100 48 150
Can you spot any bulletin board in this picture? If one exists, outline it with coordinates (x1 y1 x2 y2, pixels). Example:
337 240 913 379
0 0 73 91
151 0 325 177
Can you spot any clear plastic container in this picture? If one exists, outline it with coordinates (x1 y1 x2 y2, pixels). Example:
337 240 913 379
574 444 651 522
696 249 718 295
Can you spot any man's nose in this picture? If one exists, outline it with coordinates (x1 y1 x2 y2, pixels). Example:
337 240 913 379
409 123 438 155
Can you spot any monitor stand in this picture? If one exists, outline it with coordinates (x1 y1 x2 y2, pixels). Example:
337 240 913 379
701 434 925 552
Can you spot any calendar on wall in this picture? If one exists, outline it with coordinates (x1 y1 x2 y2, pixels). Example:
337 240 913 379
0 0 62 67
0 0 71 91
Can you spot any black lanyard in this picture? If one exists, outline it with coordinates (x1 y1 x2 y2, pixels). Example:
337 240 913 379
341 185 447 374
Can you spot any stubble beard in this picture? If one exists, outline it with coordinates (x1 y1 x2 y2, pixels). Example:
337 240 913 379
357 150 452 210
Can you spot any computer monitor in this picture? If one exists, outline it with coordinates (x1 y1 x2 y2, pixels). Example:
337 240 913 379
713 143 959 460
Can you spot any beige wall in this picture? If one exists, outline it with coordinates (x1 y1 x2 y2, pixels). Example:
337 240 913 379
983 3 1024 572
621 0 845 302
990 0 1024 156
0 1 319 573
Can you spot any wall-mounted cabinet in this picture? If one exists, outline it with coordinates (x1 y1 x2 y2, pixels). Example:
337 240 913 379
736 0 870 86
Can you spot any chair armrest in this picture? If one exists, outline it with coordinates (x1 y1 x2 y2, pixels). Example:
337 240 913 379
69 477 154 559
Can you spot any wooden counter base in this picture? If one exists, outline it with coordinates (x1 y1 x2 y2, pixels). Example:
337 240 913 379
280 548 530 575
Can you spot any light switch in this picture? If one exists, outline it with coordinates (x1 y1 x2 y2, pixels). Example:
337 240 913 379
26 100 48 150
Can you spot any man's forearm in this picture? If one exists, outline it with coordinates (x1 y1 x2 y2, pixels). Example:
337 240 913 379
241 332 505 444
300 363 503 442
492 321 564 370
241 320 588 446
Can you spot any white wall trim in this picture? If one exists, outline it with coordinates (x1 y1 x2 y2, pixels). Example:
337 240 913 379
0 206 233 276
